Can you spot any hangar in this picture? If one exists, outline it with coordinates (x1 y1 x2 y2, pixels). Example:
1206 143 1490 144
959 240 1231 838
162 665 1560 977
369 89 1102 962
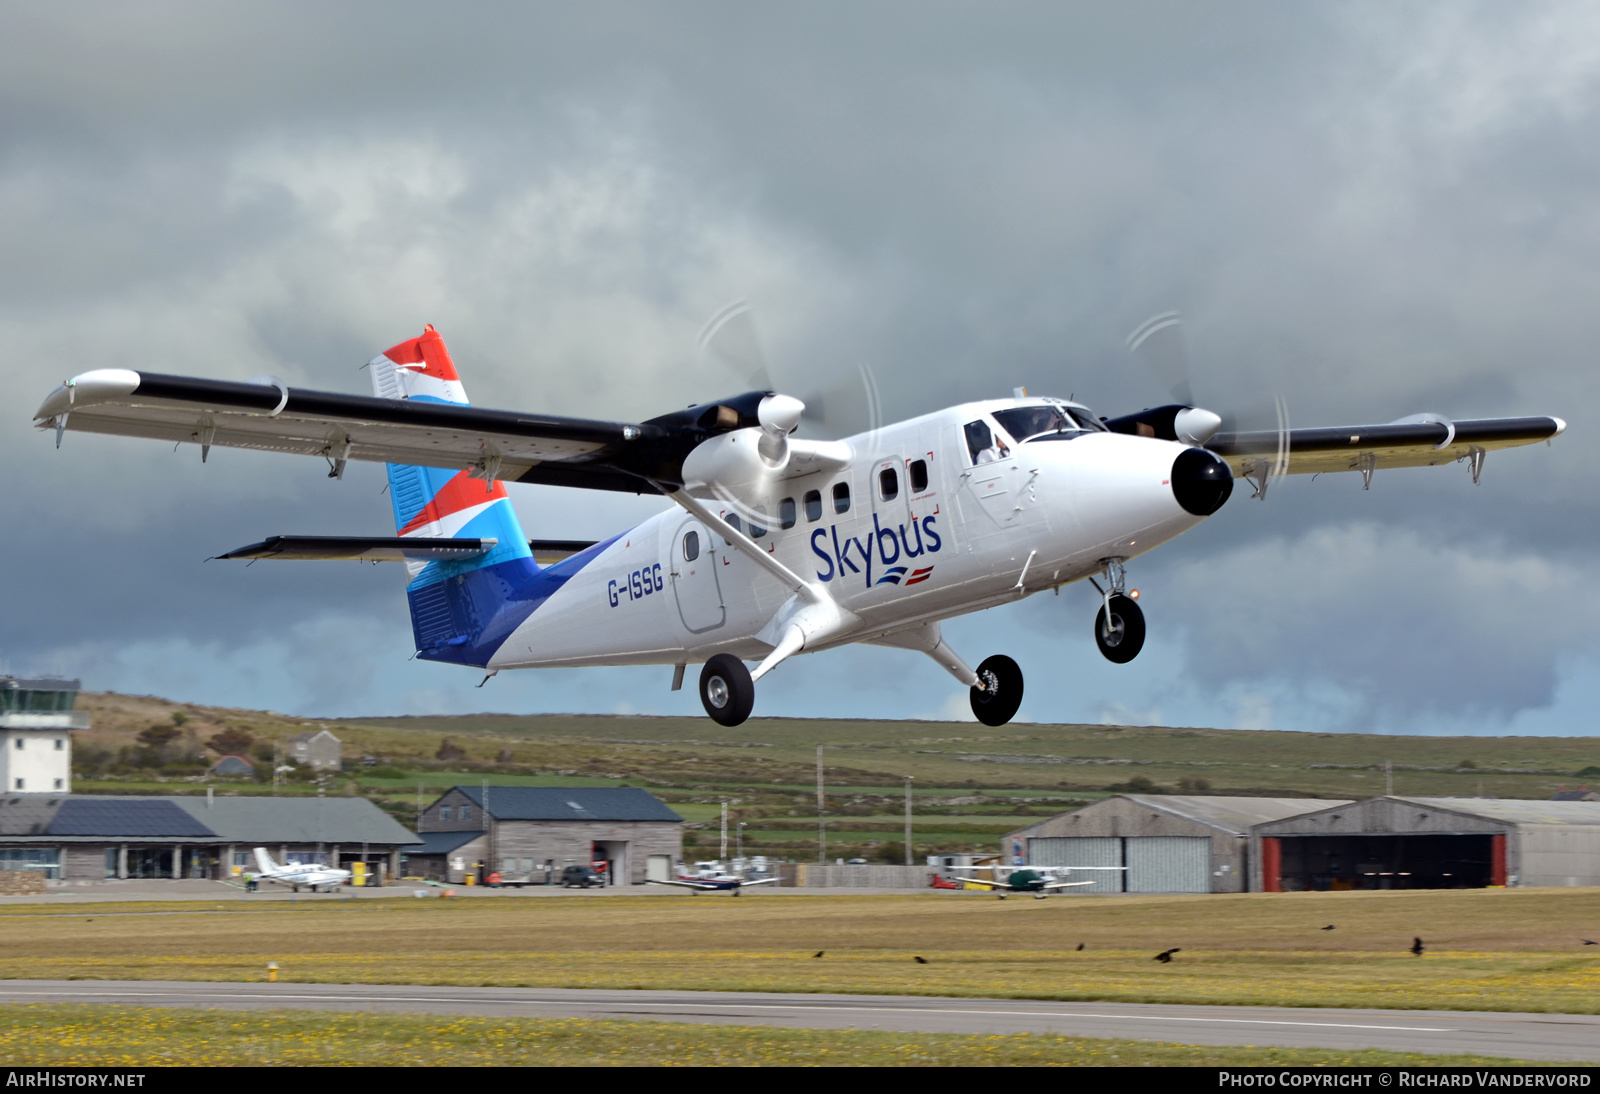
415 786 683 885
1254 796 1600 891
1007 794 1346 894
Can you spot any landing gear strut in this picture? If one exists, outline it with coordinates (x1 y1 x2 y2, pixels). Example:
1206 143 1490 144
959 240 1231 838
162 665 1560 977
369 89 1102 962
1091 560 1145 664
699 654 755 727
969 654 1024 727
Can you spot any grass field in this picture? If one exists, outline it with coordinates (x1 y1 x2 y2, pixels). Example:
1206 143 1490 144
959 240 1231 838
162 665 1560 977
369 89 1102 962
0 1005 1535 1067
3 888 1596 1015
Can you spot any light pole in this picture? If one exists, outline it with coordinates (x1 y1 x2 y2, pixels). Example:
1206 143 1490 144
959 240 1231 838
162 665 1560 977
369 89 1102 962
720 802 728 864
737 821 746 866
816 745 826 864
904 776 914 866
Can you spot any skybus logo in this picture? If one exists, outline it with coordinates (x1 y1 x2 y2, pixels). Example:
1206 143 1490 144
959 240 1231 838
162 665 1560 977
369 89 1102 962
811 513 942 589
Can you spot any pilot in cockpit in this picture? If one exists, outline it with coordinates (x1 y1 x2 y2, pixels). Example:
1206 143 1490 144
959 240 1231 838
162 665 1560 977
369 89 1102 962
965 419 1010 465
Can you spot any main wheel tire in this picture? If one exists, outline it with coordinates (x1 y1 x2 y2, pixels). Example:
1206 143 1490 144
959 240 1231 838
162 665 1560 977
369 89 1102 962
699 653 755 726
1094 594 1146 663
969 654 1024 727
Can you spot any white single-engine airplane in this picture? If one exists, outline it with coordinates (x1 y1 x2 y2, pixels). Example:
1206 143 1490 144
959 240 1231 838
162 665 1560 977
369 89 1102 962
33 324 1564 726
647 865 782 896
944 865 1127 899
249 847 352 893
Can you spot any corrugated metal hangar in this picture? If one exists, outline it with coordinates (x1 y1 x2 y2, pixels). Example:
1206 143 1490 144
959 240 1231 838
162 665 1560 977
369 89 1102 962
1007 795 1344 893
1008 794 1600 893
1254 796 1600 891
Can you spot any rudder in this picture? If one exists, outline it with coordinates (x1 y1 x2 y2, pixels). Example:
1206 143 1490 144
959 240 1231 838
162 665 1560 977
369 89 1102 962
369 326 539 665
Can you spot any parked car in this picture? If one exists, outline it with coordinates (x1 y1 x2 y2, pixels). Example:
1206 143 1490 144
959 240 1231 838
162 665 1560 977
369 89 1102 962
561 865 605 888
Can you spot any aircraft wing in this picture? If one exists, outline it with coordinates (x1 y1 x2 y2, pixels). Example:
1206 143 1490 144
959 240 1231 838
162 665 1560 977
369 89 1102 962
33 370 776 495
646 878 723 891
1205 416 1566 479
1041 879 1098 889
739 876 782 887
943 874 1004 890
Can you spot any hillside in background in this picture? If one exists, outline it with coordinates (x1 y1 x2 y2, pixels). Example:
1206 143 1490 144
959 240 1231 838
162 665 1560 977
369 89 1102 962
67 692 1600 862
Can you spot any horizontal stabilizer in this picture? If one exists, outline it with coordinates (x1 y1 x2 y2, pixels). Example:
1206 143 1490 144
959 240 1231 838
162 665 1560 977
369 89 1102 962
217 535 499 562
528 539 598 564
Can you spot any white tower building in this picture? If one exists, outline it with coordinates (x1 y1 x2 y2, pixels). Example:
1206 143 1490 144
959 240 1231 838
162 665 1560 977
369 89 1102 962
0 678 88 793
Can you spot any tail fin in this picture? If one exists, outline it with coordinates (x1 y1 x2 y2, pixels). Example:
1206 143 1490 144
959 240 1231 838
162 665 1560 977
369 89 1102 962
368 326 539 666
253 847 279 874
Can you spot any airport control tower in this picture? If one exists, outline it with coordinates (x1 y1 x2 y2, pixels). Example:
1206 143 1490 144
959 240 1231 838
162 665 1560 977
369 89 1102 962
0 677 88 793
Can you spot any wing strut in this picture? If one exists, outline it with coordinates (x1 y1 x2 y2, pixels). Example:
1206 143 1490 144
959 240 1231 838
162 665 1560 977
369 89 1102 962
660 486 860 680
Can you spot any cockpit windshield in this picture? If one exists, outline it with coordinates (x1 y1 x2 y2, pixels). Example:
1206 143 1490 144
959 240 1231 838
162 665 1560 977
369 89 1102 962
992 405 1103 443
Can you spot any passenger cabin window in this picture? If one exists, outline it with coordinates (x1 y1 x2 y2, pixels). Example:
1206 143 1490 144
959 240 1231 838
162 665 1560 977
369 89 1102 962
54 739 63 751
13 738 21 750
725 513 742 535
779 497 797 530
909 459 929 493
878 467 899 501
832 482 851 514
804 490 823 522
965 420 1009 465
750 507 767 539
683 531 700 561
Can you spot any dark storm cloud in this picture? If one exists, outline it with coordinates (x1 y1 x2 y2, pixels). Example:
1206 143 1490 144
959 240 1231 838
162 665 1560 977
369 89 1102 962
2 3 1595 730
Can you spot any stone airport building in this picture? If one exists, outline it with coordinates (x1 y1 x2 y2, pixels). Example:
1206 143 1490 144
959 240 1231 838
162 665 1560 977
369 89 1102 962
1007 794 1600 893
411 786 683 885
0 793 420 884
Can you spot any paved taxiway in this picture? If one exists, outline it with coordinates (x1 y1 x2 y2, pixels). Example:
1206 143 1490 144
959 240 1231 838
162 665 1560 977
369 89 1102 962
0 981 1594 1062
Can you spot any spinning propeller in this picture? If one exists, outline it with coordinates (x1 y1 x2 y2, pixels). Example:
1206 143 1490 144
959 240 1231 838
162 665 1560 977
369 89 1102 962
1118 311 1289 497
697 300 883 443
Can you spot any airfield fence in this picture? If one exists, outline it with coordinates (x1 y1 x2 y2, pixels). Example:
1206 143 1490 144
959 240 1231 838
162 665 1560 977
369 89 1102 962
796 864 939 889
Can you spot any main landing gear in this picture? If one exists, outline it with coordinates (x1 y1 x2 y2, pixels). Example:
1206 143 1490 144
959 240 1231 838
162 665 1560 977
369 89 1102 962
692 627 1027 729
699 653 756 727
1090 559 1145 664
969 654 1024 727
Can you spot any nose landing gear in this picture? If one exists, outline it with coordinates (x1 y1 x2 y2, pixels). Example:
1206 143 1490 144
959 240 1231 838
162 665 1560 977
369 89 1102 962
1090 559 1146 664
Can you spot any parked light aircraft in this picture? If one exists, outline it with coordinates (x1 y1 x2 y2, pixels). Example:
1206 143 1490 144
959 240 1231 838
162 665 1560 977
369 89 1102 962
32 324 1564 726
945 866 1124 899
249 847 352 893
648 865 782 895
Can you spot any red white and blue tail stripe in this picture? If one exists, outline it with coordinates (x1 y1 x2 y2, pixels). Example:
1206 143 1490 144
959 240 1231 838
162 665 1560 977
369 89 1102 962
369 327 538 663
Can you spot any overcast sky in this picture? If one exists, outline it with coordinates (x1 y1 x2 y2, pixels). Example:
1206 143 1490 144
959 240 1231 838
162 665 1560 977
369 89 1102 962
4 3 1597 736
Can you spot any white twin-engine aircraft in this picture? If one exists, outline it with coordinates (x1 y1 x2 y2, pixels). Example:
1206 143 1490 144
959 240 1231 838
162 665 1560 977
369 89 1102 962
34 325 1564 727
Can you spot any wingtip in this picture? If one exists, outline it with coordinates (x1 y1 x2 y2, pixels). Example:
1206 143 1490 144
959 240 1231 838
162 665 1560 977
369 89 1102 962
33 368 142 421
1551 416 1567 437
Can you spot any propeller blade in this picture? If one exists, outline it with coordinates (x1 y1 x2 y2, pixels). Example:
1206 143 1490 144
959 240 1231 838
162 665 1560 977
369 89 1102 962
698 300 773 391
1127 311 1195 406
798 363 882 441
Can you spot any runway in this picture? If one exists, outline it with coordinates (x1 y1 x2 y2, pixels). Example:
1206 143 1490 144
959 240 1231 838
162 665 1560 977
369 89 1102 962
0 981 1595 1062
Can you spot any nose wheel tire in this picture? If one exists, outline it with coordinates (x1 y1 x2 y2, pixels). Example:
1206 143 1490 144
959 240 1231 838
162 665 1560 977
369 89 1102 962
1094 594 1145 663
699 653 755 726
969 654 1024 727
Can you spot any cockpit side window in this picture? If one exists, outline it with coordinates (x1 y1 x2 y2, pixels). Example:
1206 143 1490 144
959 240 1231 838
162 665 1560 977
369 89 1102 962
965 419 1009 465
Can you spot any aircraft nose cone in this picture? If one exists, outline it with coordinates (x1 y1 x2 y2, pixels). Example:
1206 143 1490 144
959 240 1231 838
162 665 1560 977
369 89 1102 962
1171 447 1233 516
